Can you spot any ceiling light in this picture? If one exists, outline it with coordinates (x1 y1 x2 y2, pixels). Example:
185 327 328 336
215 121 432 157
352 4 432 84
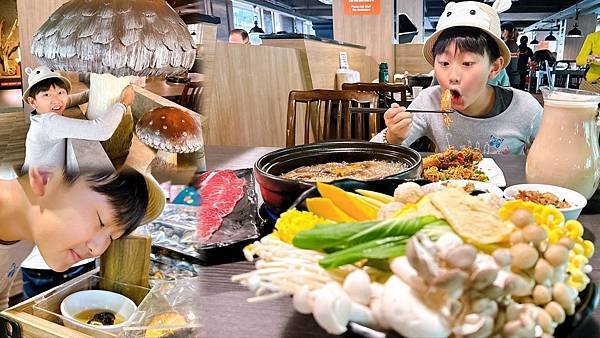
530 37 539 44
567 8 583 38
545 31 556 41
567 24 582 37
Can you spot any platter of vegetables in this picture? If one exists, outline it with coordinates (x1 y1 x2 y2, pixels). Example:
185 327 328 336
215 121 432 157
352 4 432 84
233 179 598 338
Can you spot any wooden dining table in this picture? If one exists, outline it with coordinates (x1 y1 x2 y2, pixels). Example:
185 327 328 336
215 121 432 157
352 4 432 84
188 145 600 338
143 72 204 100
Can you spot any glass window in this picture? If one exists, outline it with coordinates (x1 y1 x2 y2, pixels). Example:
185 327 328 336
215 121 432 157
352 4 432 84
263 9 274 34
295 19 304 34
232 5 255 32
275 13 294 33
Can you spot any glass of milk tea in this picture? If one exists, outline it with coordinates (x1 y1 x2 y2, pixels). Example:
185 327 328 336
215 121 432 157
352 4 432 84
526 86 600 199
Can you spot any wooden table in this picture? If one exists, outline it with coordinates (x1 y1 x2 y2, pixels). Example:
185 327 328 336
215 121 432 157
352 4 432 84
143 73 204 100
196 146 600 337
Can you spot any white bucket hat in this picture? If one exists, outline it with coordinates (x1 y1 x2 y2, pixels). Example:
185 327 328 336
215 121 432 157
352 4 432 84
423 1 511 70
22 66 72 102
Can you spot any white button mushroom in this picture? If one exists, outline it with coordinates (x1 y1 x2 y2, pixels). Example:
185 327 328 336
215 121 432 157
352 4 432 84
312 283 352 335
293 284 314 314
381 276 451 338
343 269 371 305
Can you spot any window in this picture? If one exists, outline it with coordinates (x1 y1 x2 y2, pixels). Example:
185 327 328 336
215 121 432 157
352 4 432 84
262 9 274 34
232 6 255 32
295 19 304 34
275 13 295 33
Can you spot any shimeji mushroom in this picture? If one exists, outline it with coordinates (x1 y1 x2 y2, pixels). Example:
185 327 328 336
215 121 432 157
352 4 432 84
135 106 203 167
31 0 196 163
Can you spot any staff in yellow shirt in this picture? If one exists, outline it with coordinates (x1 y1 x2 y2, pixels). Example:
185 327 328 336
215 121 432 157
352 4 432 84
576 31 600 82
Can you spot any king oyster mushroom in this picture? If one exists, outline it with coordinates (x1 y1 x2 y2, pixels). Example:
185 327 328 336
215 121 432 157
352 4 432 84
380 276 451 338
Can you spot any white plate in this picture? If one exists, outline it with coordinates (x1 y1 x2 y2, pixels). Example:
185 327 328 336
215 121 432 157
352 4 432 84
423 180 505 197
477 158 506 187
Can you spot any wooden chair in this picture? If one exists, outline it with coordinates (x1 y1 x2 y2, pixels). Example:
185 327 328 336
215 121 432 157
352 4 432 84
342 82 436 152
179 81 203 111
341 82 409 108
286 89 378 147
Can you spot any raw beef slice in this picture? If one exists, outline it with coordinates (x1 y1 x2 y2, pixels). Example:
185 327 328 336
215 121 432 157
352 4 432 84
196 170 246 242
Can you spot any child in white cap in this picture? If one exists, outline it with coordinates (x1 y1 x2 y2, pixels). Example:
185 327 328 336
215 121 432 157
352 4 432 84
22 66 134 171
372 1 543 155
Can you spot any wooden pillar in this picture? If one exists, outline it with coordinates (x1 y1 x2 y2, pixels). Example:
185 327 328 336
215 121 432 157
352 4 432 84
332 1 394 82
16 0 70 80
16 0 71 117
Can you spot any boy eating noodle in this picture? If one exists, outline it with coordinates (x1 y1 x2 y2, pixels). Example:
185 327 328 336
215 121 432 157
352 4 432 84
372 1 542 155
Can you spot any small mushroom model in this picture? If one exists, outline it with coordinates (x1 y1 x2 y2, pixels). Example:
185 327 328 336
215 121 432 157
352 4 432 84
31 0 196 162
136 106 203 167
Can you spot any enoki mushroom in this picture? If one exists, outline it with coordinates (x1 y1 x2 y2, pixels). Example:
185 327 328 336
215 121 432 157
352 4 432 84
233 235 352 303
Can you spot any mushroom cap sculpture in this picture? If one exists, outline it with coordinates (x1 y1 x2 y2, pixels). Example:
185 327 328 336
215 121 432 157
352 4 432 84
30 0 197 165
31 0 196 77
135 106 203 166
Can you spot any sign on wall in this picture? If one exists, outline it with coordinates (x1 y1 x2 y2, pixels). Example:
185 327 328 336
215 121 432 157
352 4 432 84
343 0 381 16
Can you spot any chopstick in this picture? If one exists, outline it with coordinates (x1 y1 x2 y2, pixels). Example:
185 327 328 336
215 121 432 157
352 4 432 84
349 107 455 114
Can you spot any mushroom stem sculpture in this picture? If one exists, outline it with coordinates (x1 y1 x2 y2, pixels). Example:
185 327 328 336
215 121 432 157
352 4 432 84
31 0 196 163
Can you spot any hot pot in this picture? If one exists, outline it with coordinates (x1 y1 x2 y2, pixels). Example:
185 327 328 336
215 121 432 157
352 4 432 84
254 140 422 213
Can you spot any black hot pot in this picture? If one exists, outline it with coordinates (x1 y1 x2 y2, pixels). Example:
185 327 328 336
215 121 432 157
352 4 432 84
254 140 422 213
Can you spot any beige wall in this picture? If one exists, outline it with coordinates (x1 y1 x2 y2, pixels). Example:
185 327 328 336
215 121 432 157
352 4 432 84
261 38 368 89
332 1 393 82
201 42 310 147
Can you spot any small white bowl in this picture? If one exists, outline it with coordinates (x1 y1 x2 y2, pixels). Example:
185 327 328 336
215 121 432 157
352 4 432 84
503 184 587 220
60 290 137 334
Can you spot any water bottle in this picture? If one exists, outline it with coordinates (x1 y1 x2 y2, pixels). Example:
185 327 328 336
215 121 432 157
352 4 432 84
378 63 389 83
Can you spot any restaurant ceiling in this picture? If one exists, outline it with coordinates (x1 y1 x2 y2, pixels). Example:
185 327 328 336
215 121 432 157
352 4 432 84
167 0 592 30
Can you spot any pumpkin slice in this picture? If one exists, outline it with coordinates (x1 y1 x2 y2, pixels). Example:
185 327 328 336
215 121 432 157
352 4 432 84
316 182 378 221
306 197 356 222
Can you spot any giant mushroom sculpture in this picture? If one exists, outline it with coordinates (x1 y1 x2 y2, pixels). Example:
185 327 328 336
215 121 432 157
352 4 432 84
135 106 203 168
31 0 196 164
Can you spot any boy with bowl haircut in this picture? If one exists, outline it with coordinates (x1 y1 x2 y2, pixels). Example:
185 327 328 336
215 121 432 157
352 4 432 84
372 1 542 155
22 66 134 171
0 167 165 309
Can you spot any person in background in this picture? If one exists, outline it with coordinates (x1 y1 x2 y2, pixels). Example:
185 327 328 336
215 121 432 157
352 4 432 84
532 48 556 72
229 29 250 44
517 36 534 90
0 167 165 309
576 31 600 92
371 1 543 155
501 22 520 88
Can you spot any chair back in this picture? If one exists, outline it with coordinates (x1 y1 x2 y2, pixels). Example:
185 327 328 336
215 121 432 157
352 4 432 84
179 81 203 111
286 89 378 147
341 82 409 108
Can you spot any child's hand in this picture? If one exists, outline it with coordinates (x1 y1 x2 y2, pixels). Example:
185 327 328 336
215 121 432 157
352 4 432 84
120 85 135 106
384 103 412 143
